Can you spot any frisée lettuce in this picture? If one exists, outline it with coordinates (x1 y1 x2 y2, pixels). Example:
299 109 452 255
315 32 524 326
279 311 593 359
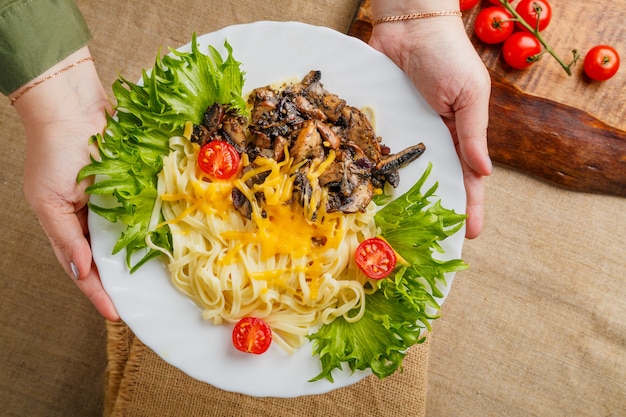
308 163 467 381
77 35 246 271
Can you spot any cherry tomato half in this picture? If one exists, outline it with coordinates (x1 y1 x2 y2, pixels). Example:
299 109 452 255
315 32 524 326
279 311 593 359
515 0 552 32
474 7 515 45
197 140 240 179
355 237 397 280
583 45 620 81
460 0 480 11
502 32 542 70
232 317 272 354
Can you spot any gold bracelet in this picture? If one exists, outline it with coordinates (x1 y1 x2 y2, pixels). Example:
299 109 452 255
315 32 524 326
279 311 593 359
10 56 95 105
372 10 462 25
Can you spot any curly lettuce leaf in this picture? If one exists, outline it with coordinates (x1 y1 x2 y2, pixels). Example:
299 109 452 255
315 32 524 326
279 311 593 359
308 163 468 381
77 35 246 271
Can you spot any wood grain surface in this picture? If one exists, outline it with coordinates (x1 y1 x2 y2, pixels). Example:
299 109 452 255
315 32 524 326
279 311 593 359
349 0 626 196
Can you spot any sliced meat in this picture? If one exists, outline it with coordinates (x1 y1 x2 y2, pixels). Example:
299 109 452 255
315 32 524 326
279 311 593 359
314 120 341 149
203 103 225 135
293 171 313 209
294 95 327 121
339 106 382 164
318 161 344 187
191 124 211 145
337 182 374 213
232 187 252 219
291 120 324 165
272 135 289 161
221 112 248 151
248 86 279 127
318 93 345 122
295 70 346 122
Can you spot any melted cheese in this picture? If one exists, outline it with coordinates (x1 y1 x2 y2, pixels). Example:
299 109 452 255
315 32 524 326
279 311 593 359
226 151 345 298
159 144 237 227
160 145 347 299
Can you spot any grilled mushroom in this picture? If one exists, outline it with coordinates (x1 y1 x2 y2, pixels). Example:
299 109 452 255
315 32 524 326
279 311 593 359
239 70 427 215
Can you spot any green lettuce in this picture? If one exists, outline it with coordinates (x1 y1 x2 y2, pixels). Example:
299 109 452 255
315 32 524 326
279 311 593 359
77 35 246 271
308 163 468 382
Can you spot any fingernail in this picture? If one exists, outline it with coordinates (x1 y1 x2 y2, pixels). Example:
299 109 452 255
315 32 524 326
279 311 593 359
70 262 80 280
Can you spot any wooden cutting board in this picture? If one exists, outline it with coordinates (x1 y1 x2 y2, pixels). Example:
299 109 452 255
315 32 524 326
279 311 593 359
348 0 626 197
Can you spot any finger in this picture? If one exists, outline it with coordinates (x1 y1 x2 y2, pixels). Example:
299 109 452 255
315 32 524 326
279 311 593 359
462 166 486 240
37 204 120 320
75 260 120 321
453 91 493 178
441 117 487 238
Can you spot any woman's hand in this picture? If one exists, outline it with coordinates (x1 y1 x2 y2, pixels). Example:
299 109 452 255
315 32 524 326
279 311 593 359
11 47 120 320
369 1 492 238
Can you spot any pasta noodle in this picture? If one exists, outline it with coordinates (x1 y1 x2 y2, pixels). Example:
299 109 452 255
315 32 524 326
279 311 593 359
148 135 379 352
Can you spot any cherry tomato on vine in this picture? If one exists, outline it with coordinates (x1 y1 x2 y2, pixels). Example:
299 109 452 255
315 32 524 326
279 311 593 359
583 45 620 81
502 32 542 70
515 0 552 32
232 317 272 354
355 237 397 280
474 7 514 45
197 140 240 179
460 0 480 11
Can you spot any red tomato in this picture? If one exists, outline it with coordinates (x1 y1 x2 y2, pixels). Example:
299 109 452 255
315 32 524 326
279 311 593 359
502 32 542 70
232 317 272 354
515 0 552 32
474 7 514 45
197 140 240 179
460 0 480 11
583 45 620 81
355 237 397 280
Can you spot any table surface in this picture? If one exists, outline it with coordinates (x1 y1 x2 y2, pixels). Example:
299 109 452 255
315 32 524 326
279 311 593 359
472 0 626 129
350 0 626 196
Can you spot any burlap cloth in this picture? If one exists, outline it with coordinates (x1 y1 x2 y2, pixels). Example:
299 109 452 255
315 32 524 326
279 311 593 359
81 1 626 416
103 321 431 417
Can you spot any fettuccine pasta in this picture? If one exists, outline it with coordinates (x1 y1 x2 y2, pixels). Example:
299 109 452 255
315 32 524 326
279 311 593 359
148 136 378 352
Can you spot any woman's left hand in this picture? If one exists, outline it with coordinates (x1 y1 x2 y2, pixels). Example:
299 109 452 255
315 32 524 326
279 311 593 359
369 8 492 238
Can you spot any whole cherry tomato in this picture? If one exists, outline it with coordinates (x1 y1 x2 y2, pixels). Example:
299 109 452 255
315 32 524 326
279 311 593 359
197 140 240 180
232 317 272 354
515 0 552 32
502 32 542 70
583 45 620 81
460 0 480 11
474 6 514 44
355 237 397 280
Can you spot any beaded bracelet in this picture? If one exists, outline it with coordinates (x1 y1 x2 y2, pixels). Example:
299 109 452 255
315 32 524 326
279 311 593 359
372 10 462 25
10 56 95 105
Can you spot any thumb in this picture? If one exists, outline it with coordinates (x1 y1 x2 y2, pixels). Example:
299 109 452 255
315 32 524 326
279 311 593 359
452 86 493 178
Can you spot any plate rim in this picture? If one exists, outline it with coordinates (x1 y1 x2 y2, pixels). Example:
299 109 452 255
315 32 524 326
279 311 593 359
90 20 466 397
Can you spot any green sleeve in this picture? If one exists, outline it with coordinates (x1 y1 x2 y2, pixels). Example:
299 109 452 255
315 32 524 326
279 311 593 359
0 0 92 95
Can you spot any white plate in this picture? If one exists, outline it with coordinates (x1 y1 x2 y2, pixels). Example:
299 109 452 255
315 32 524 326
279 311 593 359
89 21 466 397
